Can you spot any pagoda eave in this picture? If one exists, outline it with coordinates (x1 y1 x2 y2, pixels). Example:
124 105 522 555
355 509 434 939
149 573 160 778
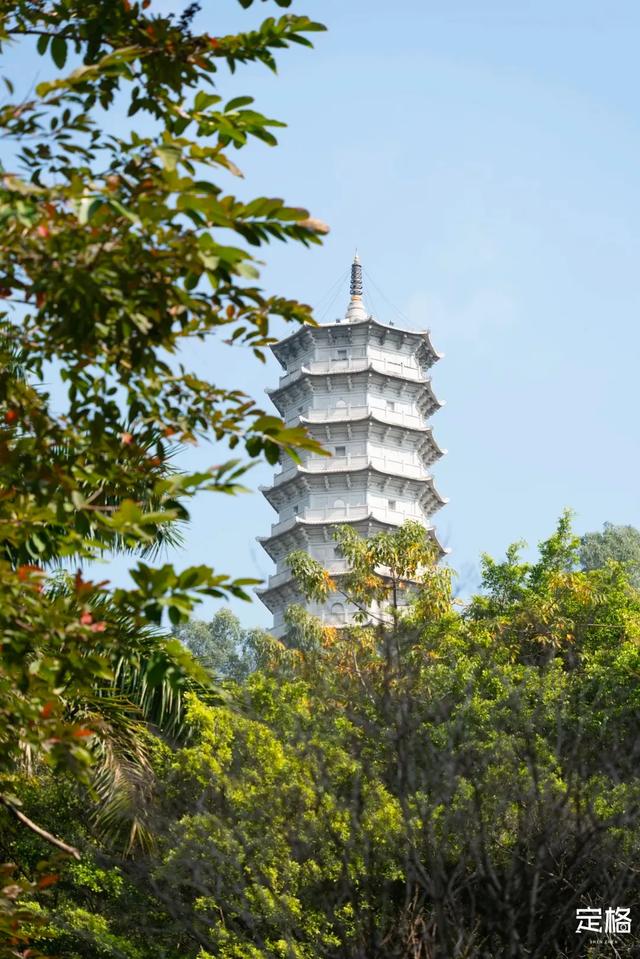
258 530 448 611
267 460 439 490
301 410 436 437
264 527 446 566
258 511 437 561
266 365 440 415
271 316 442 370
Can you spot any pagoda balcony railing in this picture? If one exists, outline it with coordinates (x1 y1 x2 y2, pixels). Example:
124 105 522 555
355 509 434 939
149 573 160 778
286 406 426 429
277 357 425 389
274 453 426 482
306 505 371 524
267 504 417 538
322 607 395 628
307 358 424 379
267 559 351 591
267 504 367 536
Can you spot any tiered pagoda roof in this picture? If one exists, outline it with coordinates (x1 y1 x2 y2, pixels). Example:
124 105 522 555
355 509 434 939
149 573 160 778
256 253 447 636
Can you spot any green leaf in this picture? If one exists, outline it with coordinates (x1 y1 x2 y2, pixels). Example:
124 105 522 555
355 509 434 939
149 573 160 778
236 261 260 279
36 34 50 56
155 145 182 171
263 442 280 465
51 36 68 70
194 91 222 111
277 206 308 222
107 198 139 224
225 96 254 111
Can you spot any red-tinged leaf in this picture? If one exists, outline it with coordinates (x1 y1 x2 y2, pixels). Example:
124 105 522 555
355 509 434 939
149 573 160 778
37 874 59 889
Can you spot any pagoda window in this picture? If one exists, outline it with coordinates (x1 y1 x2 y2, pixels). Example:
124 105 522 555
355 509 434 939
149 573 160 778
388 499 397 511
386 400 395 412
335 445 346 457
337 348 348 360
333 498 346 511
330 602 345 623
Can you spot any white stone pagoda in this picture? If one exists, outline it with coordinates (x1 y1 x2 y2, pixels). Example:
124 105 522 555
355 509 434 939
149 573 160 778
257 255 447 636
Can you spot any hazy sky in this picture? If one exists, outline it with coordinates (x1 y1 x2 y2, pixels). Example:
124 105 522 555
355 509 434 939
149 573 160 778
13 1 640 627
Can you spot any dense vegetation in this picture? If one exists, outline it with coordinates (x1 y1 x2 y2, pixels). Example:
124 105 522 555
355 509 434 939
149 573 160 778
0 0 326 952
4 516 640 958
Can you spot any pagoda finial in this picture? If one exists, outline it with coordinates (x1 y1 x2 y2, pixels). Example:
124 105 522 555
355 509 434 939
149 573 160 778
345 251 367 323
350 251 362 297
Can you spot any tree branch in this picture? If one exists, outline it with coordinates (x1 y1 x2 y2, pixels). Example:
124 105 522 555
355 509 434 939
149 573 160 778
1 796 81 860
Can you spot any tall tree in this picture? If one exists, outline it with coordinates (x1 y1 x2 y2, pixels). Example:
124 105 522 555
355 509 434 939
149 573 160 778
175 607 265 680
580 521 640 589
0 0 326 948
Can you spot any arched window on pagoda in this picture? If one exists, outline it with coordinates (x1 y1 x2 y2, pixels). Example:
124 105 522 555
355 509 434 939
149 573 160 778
330 602 345 623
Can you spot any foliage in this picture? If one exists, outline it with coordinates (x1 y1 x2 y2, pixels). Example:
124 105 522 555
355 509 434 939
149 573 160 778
580 521 640 589
289 520 448 625
174 608 268 681
0 0 327 949
9 517 640 958
1 9 637 955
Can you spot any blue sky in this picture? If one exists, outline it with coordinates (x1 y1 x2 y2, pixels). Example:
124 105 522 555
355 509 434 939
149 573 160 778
11 0 640 627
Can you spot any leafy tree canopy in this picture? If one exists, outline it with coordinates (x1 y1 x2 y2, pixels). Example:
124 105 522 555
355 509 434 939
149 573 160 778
174 607 267 681
8 516 640 958
0 0 327 948
580 521 640 589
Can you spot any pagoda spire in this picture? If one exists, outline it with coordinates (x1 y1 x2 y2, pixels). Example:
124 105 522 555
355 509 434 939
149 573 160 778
345 251 368 323
350 250 363 296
